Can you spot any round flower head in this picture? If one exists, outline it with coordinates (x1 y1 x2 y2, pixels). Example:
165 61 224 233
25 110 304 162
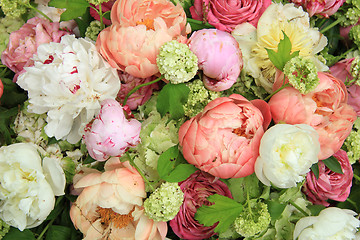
350 23 360 49
157 40 198 84
0 0 29 18
85 20 102 41
86 0 111 5
144 182 184 222
0 15 24 54
343 118 360 164
350 56 360 85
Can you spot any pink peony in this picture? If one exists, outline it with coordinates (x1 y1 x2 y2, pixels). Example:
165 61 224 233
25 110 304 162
303 149 353 206
70 157 167 240
269 72 357 160
90 1 116 26
83 99 141 161
169 171 232 240
179 94 271 178
290 0 346 17
1 17 70 81
189 0 271 32
96 0 190 78
188 29 243 92
117 72 159 110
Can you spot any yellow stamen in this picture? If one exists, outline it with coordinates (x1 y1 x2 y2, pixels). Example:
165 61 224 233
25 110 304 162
136 19 155 30
97 207 134 229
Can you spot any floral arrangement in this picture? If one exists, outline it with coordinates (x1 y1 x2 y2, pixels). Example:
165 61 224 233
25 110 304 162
1 0 360 239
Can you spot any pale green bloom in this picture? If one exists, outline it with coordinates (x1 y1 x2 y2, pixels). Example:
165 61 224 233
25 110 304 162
85 20 102 42
350 25 360 49
144 182 184 222
343 118 360 164
86 0 112 5
0 0 29 18
0 15 24 54
350 57 360 87
0 218 10 239
157 40 198 84
334 0 360 27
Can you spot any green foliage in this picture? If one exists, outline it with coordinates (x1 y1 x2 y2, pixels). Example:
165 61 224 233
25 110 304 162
322 156 343 174
48 0 89 21
307 204 326 216
3 228 35 240
310 162 320 179
266 200 287 221
0 107 18 145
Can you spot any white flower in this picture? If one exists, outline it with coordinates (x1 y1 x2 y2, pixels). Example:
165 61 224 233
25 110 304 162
0 143 65 231
17 35 120 144
294 207 360 240
255 124 320 188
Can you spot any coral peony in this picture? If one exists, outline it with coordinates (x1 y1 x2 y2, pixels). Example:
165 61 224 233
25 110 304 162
83 99 141 161
188 29 243 92
179 94 271 178
190 0 271 32
70 157 167 240
1 17 70 81
269 72 357 160
290 0 346 17
90 1 116 26
169 171 232 240
303 149 353 206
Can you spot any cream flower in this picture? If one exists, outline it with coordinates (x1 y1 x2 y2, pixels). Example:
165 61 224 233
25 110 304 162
17 35 120 144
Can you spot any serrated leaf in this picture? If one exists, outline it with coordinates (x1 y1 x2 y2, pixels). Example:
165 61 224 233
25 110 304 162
310 162 320 179
48 0 89 21
3 228 35 240
156 83 189 120
195 194 243 234
266 200 287 220
323 156 343 174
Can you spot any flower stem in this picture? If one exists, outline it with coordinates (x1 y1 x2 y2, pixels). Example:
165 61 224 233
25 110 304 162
123 75 164 106
126 152 155 192
353 173 360 182
264 83 291 101
320 18 342 34
289 200 309 216
36 218 56 240
186 18 214 29
27 4 53 22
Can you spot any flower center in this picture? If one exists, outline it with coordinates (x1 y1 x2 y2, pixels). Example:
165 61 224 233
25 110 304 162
136 19 155 30
97 207 134 229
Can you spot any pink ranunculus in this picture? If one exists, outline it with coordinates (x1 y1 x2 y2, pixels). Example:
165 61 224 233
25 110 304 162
0 79 3 100
117 72 159 110
96 0 190 78
83 99 141 161
303 149 353 206
269 72 357 160
169 171 233 240
70 157 167 240
188 29 243 92
330 58 360 116
179 94 271 178
290 0 346 17
189 0 271 32
90 1 116 26
1 17 70 82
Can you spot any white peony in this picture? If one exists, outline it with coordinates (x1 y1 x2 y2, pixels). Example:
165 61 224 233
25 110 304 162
255 124 320 188
0 143 65 231
17 35 120 144
294 207 360 240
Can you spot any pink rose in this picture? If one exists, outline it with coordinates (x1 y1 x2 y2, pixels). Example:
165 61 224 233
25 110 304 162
179 94 271 178
70 157 167 240
116 72 159 110
1 17 70 81
188 29 243 92
169 171 232 240
189 0 271 32
83 99 141 161
90 1 116 26
269 72 357 160
290 0 346 17
303 149 353 206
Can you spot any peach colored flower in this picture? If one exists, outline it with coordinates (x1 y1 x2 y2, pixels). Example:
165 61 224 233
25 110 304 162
70 157 167 240
179 94 271 178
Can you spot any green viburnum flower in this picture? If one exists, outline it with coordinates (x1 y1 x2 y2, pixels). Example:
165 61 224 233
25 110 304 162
0 0 29 18
334 0 360 27
0 15 24 54
85 20 102 42
157 40 198 84
343 118 360 164
184 79 221 118
351 56 360 85
350 25 360 49
0 218 9 239
144 182 184 222
86 0 111 5
283 56 319 94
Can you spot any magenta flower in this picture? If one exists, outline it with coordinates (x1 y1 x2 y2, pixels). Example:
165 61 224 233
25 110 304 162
89 0 116 26
290 0 346 17
83 99 141 161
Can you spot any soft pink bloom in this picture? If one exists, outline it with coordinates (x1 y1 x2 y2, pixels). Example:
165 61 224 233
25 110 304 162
303 149 353 206
90 1 116 26
117 72 159 110
290 0 346 17
70 157 167 240
83 99 141 161
269 72 357 160
169 171 232 240
188 29 243 92
1 17 70 81
179 94 271 178
0 79 3 100
96 0 190 78
190 0 271 32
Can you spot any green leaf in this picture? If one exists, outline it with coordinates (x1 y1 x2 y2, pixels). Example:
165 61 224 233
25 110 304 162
0 107 18 145
266 200 287 221
46 196 65 220
195 194 243 234
103 11 111 21
48 0 89 21
310 162 320 179
156 83 189 120
3 228 35 240
308 204 325 216
323 156 343 174
163 163 197 182
45 226 71 240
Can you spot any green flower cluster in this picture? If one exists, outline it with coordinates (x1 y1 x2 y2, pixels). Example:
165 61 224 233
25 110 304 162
0 15 24 54
283 56 319 94
157 40 198 84
0 0 29 18
334 0 360 27
0 218 9 239
85 20 102 42
183 79 221 118
86 0 112 5
350 56 360 85
144 182 184 222
343 118 360 164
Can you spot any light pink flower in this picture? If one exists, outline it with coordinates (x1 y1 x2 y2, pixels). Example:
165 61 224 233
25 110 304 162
303 149 353 206
83 99 141 161
70 157 167 240
188 29 243 92
269 72 357 160
117 72 159 110
290 0 346 17
1 17 70 81
90 1 116 26
179 94 271 178
169 171 232 240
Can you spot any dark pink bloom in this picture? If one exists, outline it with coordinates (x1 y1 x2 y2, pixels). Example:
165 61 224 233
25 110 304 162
0 79 3 100
290 0 346 17
89 0 116 26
